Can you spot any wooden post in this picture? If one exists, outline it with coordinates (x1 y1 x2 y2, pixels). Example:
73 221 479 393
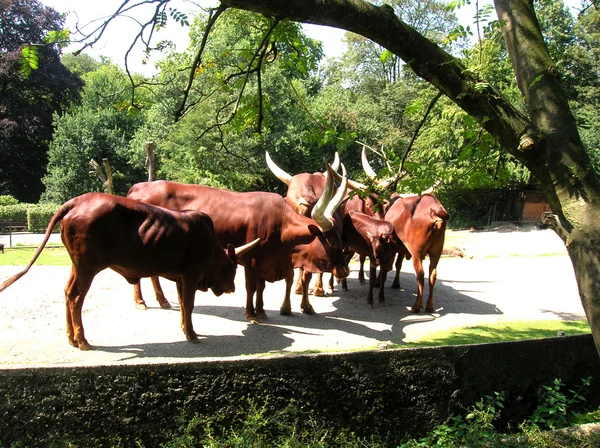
89 158 114 195
145 142 156 182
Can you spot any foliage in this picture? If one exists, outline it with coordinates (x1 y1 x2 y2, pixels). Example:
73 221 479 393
526 378 590 430
26 203 59 232
42 62 148 202
401 377 598 448
0 204 29 223
0 195 19 206
166 399 386 448
0 0 83 202
400 391 505 447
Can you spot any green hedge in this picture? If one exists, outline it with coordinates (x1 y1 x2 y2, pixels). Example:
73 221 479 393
0 203 60 232
27 204 60 232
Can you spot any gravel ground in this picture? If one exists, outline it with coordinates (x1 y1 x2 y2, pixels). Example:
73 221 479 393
0 225 585 369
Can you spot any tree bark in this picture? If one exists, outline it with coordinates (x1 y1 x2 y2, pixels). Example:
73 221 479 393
220 0 600 354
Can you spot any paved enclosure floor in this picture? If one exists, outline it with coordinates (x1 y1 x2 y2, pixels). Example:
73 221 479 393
0 225 585 368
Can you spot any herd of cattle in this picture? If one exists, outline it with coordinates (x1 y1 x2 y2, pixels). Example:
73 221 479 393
0 149 449 350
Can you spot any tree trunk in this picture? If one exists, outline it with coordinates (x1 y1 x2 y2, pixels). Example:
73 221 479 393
221 0 600 354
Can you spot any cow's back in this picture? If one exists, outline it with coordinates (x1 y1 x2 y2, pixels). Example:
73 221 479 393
128 181 287 250
385 194 449 258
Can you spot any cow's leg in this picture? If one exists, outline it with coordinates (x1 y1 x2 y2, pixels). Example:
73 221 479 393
244 267 259 322
64 267 93 350
425 253 441 313
176 280 199 342
133 280 148 310
294 268 304 295
410 257 426 313
255 277 268 320
328 274 335 293
313 272 325 296
151 276 171 309
358 255 367 284
280 270 294 316
366 259 376 308
378 269 388 304
300 271 315 314
391 254 404 289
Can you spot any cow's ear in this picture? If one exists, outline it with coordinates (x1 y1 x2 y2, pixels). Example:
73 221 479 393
226 244 236 261
308 224 323 237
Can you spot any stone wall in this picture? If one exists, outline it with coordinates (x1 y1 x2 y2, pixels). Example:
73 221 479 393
1 335 599 447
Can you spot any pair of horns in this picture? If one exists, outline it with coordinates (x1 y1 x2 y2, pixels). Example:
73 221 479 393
265 151 339 186
266 151 367 191
265 152 347 231
311 161 348 231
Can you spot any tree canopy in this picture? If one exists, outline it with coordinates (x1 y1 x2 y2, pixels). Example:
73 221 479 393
0 0 82 202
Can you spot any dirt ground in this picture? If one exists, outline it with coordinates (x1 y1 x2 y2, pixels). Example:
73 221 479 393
0 224 585 369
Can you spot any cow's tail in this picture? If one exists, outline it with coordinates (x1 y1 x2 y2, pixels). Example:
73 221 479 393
0 200 74 293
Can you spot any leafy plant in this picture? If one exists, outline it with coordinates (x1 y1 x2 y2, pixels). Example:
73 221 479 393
526 377 591 430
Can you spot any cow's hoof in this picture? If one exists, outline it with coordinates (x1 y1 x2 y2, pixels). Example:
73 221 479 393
301 305 315 314
359 279 366 285
78 340 92 351
367 303 374 309
425 307 434 313
246 313 260 323
159 301 172 309
68 338 78 348
257 311 268 320
379 301 386 307
313 287 325 297
186 332 200 342
410 306 421 313
279 307 292 316
135 303 148 310
391 283 400 290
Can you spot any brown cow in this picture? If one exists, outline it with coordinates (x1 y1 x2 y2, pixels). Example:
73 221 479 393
126 163 349 322
384 194 449 313
266 152 401 305
341 210 401 307
0 193 259 350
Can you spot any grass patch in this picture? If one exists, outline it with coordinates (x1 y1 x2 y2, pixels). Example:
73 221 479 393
0 245 70 266
405 320 591 347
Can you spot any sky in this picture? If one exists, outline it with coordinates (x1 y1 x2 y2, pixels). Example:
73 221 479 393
40 0 584 76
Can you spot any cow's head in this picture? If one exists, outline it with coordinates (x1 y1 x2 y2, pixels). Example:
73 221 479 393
207 239 260 296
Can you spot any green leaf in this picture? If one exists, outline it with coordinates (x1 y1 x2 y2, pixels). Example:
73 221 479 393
20 44 39 77
379 49 393 63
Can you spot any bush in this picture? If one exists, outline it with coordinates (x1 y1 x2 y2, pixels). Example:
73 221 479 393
0 204 29 223
27 203 60 232
0 195 19 206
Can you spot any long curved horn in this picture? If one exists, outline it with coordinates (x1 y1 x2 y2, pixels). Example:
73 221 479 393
266 151 293 185
234 237 261 257
361 145 394 189
330 152 340 172
324 163 348 223
311 160 335 231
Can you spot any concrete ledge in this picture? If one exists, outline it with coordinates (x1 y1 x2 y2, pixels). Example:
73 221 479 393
1 335 598 446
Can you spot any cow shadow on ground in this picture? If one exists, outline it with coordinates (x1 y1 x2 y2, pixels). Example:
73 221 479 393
92 268 503 361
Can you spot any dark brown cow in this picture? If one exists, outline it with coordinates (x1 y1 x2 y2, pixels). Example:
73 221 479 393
0 193 259 350
341 210 400 307
266 152 401 305
126 165 349 322
384 193 449 313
